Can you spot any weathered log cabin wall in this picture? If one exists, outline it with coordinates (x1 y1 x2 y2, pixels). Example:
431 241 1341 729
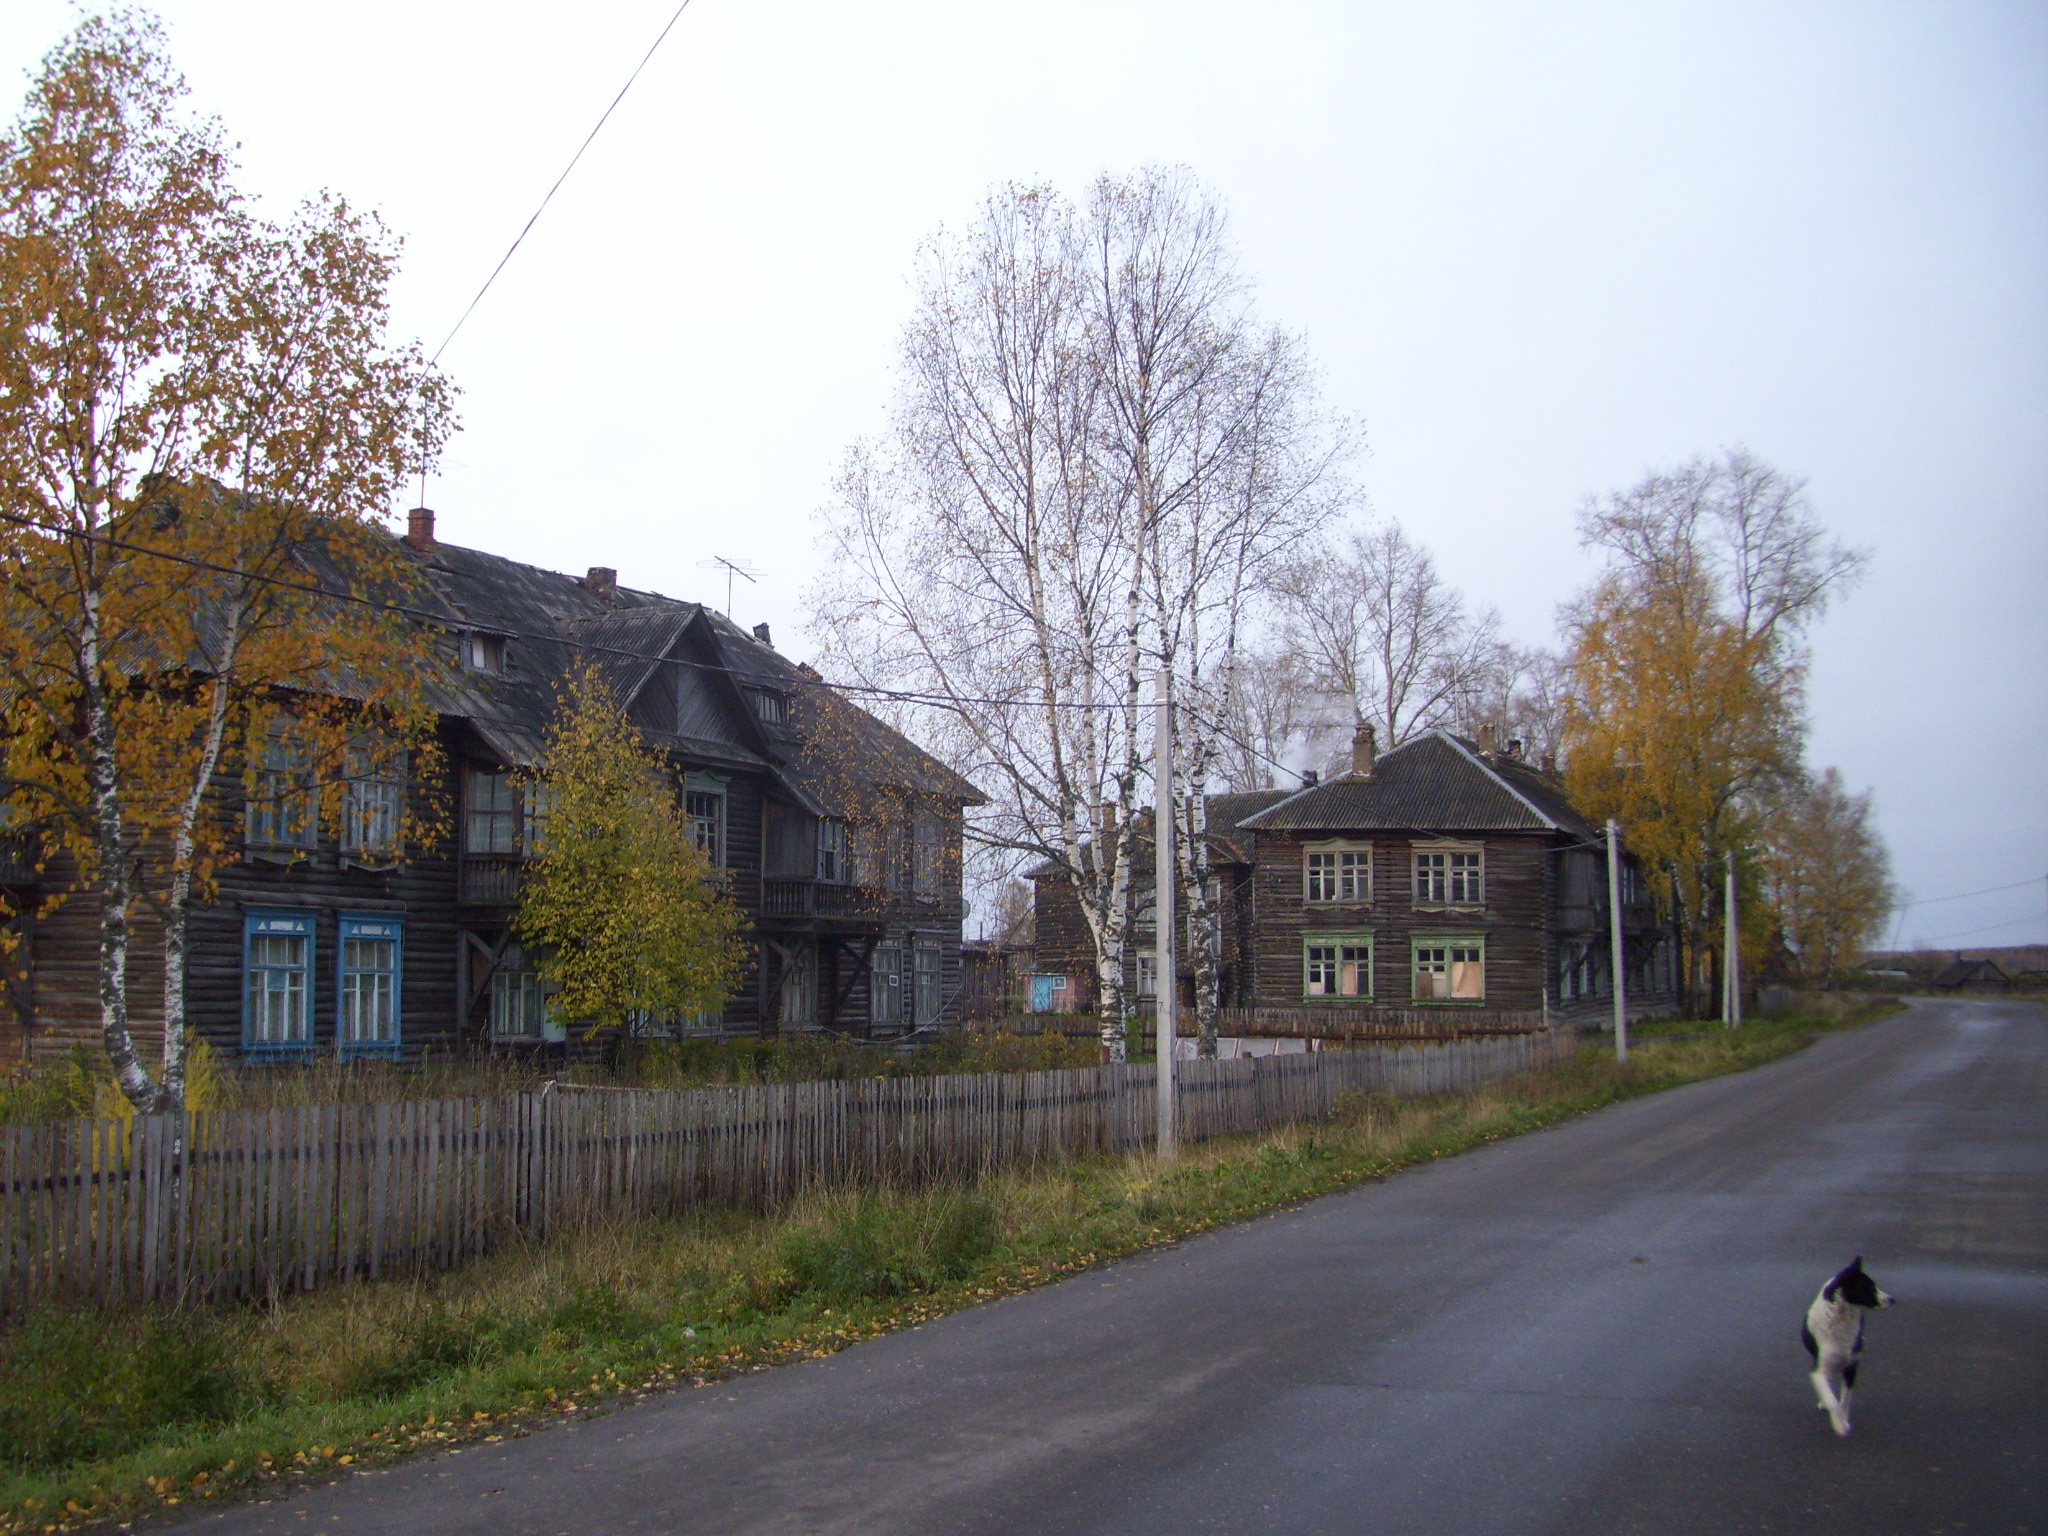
1244 830 1557 1011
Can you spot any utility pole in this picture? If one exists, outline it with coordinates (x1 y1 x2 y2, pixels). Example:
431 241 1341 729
1724 861 1742 1029
1607 818 1628 1062
1154 670 1177 1158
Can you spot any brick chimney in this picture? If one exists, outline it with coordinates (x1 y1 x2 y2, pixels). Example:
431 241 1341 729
405 506 436 553
584 566 616 601
752 622 773 646
1478 722 1498 757
1351 721 1377 779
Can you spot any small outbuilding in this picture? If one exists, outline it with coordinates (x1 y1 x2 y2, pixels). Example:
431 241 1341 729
1930 957 2014 993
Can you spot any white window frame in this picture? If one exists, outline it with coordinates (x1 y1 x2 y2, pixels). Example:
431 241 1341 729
911 812 947 898
463 632 508 673
817 819 846 883
246 726 316 853
779 943 817 1028
341 739 404 866
1304 840 1372 904
871 941 903 1027
337 915 402 1059
465 768 518 856
490 942 565 1042
684 774 728 867
1413 841 1485 909
912 936 943 1025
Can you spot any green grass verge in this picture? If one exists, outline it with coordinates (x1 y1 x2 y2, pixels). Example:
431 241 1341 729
0 1003 1897 1531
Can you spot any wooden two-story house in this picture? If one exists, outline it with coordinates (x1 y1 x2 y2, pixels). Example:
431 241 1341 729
1030 724 1675 1026
0 508 983 1065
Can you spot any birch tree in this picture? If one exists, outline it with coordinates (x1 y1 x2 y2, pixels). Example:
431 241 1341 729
1760 768 1895 985
0 14 450 1108
812 169 1349 1059
1270 520 1499 750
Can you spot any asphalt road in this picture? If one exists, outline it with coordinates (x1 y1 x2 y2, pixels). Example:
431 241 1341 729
168 997 2046 1536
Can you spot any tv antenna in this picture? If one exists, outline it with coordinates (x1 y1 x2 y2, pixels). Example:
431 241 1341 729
696 556 763 616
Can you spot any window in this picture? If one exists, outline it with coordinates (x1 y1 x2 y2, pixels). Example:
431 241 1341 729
1304 842 1371 903
246 727 315 852
342 740 403 865
522 780 554 855
747 688 787 724
913 938 943 1025
463 633 507 673
912 813 948 898
338 916 401 1059
465 769 518 855
684 776 727 866
490 942 562 1041
871 942 903 1027
244 911 314 1055
1303 934 1373 998
1136 952 1159 998
779 944 816 1027
1415 937 1486 1001
1414 846 1484 907
817 819 846 883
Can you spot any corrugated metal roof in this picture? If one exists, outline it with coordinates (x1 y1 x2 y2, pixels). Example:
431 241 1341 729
1238 731 1596 837
403 537 982 806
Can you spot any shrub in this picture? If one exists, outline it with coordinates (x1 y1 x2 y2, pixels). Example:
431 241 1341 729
0 1304 265 1471
778 1193 999 1303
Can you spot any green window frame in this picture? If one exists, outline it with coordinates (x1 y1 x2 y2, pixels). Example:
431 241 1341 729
1302 932 1374 999
1413 934 1486 1002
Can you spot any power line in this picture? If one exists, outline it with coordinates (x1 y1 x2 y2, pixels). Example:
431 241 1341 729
0 507 1135 715
429 0 697 368
1891 876 2044 910
1907 914 2043 946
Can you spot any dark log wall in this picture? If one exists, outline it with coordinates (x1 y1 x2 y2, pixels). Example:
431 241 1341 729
1246 831 1556 1011
1029 857 1260 1007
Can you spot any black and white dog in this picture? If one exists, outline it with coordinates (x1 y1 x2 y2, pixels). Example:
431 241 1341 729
1802 1257 1895 1436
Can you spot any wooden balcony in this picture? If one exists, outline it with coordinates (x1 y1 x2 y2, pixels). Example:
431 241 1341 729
459 855 525 905
761 878 891 921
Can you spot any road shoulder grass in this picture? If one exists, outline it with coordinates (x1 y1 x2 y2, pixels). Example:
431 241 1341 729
0 1003 1897 1531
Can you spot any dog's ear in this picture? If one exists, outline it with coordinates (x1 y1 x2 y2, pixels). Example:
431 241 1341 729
1849 1255 1863 1271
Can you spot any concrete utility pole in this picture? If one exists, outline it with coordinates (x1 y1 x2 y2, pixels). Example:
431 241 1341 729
1154 671 1177 1157
1724 862 1742 1029
1607 818 1628 1062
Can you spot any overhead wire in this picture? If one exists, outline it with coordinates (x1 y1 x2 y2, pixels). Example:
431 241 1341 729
427 0 696 368
0 506 1135 714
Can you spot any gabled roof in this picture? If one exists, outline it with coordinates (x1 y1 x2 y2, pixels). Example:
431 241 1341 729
1237 730 1597 839
1932 958 2011 988
403 536 982 807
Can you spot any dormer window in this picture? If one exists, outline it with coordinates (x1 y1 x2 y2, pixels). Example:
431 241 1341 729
463 632 508 673
747 687 787 724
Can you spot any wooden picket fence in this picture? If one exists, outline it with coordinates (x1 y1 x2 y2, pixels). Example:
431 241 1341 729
0 1029 1573 1309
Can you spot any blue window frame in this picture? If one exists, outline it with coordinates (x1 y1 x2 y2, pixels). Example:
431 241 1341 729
338 915 403 1060
244 910 315 1058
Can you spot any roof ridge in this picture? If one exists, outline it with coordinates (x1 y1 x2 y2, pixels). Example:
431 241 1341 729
1432 730 1561 831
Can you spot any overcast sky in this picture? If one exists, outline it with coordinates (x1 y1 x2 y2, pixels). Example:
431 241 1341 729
4 0 2043 949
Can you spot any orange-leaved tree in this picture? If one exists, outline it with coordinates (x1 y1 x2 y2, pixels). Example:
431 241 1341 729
1562 449 1863 1015
0 13 453 1109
